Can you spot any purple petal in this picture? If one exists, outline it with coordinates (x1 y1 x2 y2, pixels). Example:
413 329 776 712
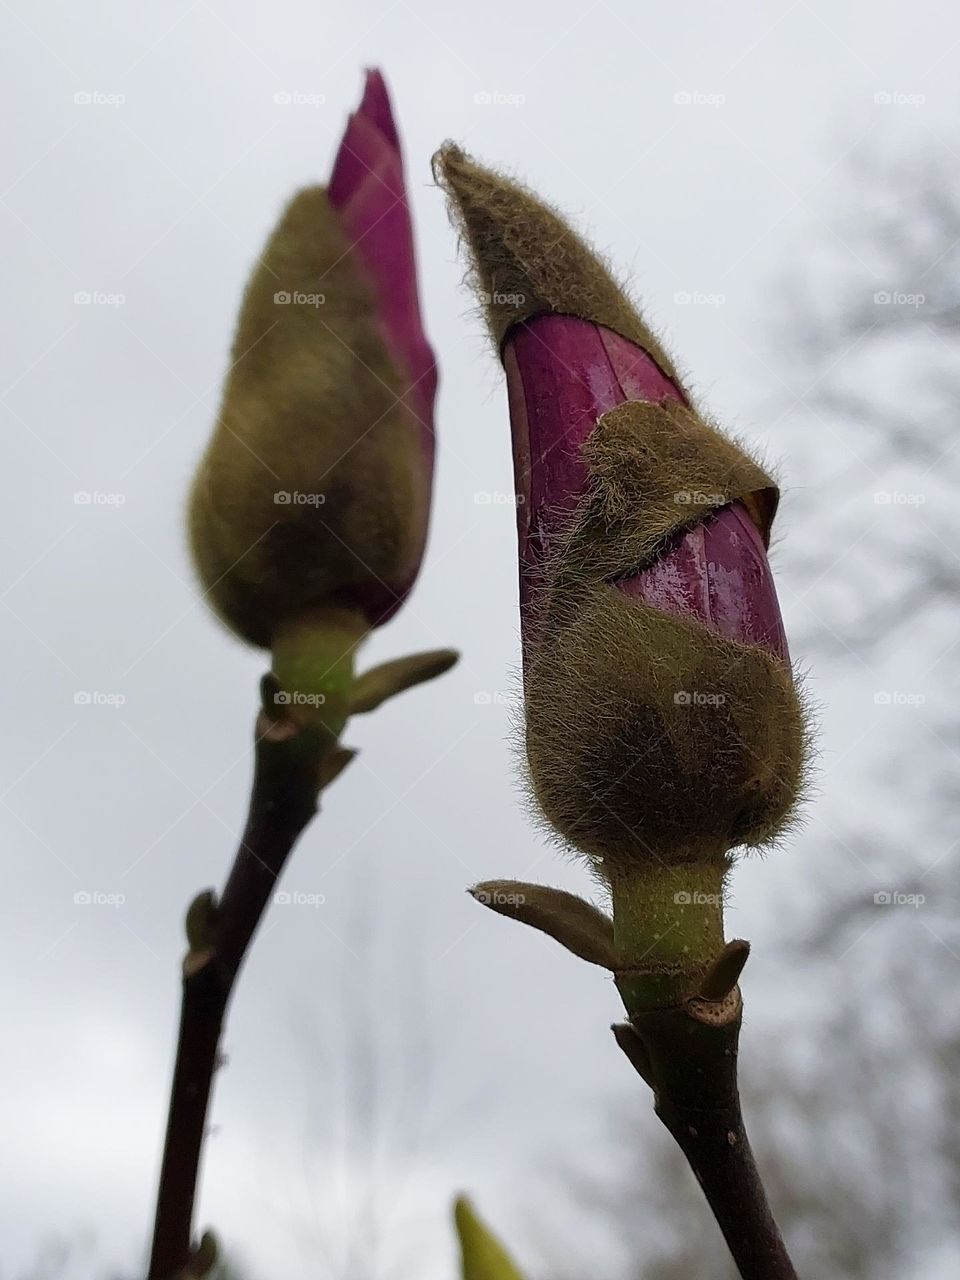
504 315 788 662
504 314 682 613
617 502 790 661
327 69 437 625
329 71 437 445
357 67 400 150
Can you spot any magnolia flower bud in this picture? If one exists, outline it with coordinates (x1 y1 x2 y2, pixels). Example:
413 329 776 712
435 145 808 1001
190 71 436 670
524 398 803 871
435 144 805 869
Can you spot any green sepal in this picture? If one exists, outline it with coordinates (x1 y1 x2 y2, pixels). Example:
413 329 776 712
468 880 617 969
351 648 459 713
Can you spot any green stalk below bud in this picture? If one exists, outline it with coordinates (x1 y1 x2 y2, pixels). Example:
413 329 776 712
270 607 368 737
612 861 727 1012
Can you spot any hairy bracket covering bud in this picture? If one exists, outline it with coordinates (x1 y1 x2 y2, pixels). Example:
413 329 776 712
435 145 808 1002
188 72 449 729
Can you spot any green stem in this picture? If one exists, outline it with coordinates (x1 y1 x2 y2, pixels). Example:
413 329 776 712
612 861 726 1010
270 606 368 736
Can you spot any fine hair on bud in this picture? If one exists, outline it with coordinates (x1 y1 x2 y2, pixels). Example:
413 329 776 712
189 187 427 648
522 398 808 875
432 144 680 380
572 399 780 575
434 143 811 879
524 581 810 875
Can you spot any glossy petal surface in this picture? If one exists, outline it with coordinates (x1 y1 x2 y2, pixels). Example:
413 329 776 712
505 313 682 612
504 314 788 661
618 502 789 660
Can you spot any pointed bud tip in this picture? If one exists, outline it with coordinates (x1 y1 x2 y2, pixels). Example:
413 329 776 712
699 938 751 1000
318 745 358 792
467 880 617 968
186 1228 219 1278
351 646 458 714
431 647 460 674
432 141 467 185
453 1192 472 1219
453 1194 527 1280
184 889 218 951
611 1021 655 1085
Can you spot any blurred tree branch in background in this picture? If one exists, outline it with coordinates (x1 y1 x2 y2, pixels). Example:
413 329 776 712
549 141 960 1280
778 148 960 659
20 876 445 1280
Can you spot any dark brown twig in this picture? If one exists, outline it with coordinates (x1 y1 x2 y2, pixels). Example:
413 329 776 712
614 945 799 1280
147 676 342 1280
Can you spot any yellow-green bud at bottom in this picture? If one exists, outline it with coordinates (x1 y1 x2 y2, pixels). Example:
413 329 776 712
454 1197 527 1280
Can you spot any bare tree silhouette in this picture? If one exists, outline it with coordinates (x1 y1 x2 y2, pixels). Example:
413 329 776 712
549 141 960 1280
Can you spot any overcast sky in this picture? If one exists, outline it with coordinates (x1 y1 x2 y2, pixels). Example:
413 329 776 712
2 2 959 1277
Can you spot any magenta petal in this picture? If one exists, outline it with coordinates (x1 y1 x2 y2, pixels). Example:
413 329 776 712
334 152 437 435
358 67 400 151
618 502 790 661
329 70 437 448
326 69 437 627
328 107 388 208
504 314 682 614
598 325 687 406
504 314 787 663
